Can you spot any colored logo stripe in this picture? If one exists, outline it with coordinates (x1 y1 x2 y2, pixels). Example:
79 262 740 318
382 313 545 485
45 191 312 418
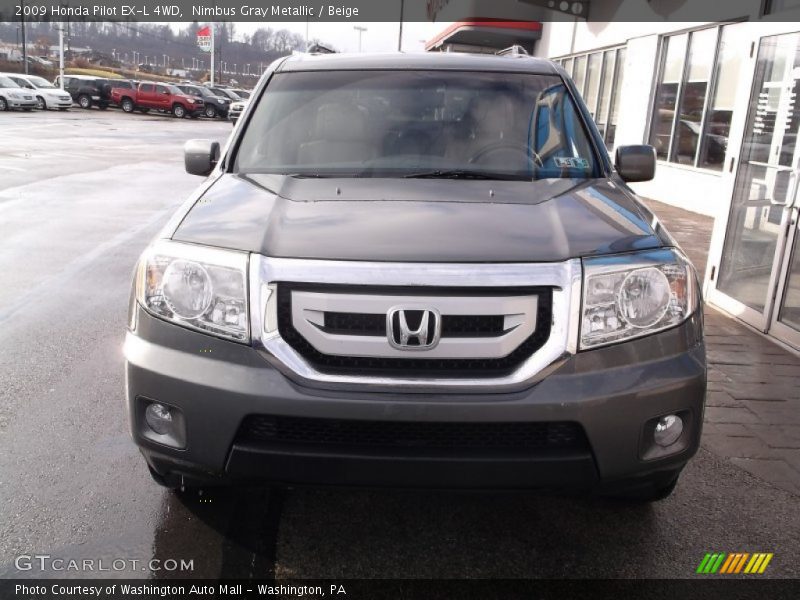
697 553 773 574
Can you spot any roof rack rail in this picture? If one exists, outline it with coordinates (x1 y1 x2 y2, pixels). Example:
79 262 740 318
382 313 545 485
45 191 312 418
307 43 337 54
496 45 530 57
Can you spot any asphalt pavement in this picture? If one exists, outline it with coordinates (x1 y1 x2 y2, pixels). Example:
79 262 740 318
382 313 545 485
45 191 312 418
0 109 798 581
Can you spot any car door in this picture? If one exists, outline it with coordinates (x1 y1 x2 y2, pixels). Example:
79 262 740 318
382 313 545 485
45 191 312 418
139 83 155 108
155 84 170 110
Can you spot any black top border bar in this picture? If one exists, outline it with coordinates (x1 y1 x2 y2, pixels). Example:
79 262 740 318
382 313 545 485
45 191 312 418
0 0 790 23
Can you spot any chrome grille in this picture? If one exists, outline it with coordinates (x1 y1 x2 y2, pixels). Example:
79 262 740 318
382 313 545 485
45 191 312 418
277 283 552 378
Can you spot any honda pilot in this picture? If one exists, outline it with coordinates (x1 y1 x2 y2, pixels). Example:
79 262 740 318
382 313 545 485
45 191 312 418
125 53 706 502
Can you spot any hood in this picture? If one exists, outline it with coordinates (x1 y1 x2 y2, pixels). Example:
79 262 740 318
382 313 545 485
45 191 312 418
170 174 664 263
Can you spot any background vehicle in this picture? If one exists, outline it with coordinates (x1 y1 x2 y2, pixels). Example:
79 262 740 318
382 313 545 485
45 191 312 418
55 75 113 110
106 79 136 108
228 99 247 124
126 54 705 503
176 84 230 118
1 73 72 110
208 86 242 102
0 75 37 111
116 82 205 118
226 88 251 100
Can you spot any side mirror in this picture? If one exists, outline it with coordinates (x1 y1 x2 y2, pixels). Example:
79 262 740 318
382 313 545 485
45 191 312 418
184 139 220 177
615 145 656 183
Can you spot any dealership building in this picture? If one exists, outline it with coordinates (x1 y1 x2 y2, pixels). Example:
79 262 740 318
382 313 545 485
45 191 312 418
425 0 800 351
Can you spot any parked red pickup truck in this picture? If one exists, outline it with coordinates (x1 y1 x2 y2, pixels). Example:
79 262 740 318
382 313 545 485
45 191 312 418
114 82 204 118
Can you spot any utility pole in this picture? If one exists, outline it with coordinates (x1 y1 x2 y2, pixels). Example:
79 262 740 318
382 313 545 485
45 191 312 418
58 24 65 88
354 26 367 53
398 0 404 52
210 23 216 86
20 0 28 74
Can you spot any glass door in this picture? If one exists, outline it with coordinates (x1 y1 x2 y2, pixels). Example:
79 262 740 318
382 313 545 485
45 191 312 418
708 29 800 346
770 194 800 348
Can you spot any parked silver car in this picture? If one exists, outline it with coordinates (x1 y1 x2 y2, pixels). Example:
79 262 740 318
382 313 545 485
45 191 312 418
0 73 72 110
0 76 37 111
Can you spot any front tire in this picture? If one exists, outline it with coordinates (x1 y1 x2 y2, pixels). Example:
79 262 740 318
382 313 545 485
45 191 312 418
172 104 186 118
0 97 7 112
204 105 217 118
121 98 135 113
78 94 91 109
36 96 46 110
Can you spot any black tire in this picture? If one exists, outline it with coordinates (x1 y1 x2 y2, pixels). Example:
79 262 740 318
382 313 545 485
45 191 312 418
204 105 217 118
121 98 135 113
172 103 186 118
36 96 46 110
78 94 91 109
0 97 7 112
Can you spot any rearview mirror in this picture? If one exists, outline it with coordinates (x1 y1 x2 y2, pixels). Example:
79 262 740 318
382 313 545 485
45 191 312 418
184 139 220 177
615 145 656 183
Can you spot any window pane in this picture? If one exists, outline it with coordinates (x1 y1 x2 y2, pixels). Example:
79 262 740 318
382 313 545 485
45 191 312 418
573 55 587 95
671 28 717 165
766 0 800 13
605 48 626 148
649 34 687 159
584 52 602 118
596 50 617 125
699 25 743 170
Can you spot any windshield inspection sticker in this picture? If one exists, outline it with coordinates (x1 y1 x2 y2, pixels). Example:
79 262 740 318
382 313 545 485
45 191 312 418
554 157 590 169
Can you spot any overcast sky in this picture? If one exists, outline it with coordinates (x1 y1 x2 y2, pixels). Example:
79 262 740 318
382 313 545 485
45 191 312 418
224 21 449 53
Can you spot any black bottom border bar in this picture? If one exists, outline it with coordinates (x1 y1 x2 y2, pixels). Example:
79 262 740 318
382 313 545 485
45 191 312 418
2 579 800 600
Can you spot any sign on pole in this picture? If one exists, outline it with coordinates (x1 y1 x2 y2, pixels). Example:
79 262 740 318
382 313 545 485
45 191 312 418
197 26 212 52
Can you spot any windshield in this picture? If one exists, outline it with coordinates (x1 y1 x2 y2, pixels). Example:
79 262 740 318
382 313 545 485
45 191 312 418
27 76 55 88
0 76 19 88
235 70 600 180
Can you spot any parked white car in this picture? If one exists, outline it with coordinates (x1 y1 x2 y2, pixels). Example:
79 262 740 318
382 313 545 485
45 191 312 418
0 76 37 111
0 73 72 110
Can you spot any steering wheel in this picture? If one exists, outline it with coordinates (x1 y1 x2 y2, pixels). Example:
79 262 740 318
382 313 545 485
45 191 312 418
468 141 543 167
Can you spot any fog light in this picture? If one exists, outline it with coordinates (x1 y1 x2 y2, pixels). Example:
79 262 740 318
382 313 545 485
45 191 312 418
654 414 683 447
145 403 174 435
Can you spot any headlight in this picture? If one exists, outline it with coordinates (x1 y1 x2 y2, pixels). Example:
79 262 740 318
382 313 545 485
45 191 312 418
580 249 698 349
135 240 249 342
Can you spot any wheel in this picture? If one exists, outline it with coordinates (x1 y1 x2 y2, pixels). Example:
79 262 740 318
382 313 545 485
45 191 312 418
36 96 46 110
172 104 186 118
78 94 91 109
204 105 217 118
121 98 135 113
0 97 7 111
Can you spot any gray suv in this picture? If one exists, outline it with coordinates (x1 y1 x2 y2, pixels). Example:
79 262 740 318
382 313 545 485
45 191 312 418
125 53 705 502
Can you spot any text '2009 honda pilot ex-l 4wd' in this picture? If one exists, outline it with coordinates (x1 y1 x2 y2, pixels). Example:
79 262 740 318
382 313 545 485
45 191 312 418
125 53 706 502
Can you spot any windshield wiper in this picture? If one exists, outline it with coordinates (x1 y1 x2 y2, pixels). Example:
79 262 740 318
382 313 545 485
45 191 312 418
402 169 530 181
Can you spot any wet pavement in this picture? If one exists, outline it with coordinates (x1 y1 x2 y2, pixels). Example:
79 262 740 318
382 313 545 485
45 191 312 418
0 110 798 581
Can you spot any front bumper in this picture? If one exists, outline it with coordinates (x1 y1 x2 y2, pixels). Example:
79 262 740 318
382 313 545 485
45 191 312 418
6 98 37 109
125 307 705 489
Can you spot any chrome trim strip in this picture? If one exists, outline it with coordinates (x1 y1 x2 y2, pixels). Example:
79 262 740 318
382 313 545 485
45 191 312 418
249 257 582 393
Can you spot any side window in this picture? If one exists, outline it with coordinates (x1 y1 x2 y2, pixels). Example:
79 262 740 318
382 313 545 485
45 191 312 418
156 85 167 94
141 84 154 93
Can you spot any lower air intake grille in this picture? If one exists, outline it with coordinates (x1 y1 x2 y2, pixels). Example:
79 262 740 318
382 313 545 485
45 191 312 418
236 415 589 452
